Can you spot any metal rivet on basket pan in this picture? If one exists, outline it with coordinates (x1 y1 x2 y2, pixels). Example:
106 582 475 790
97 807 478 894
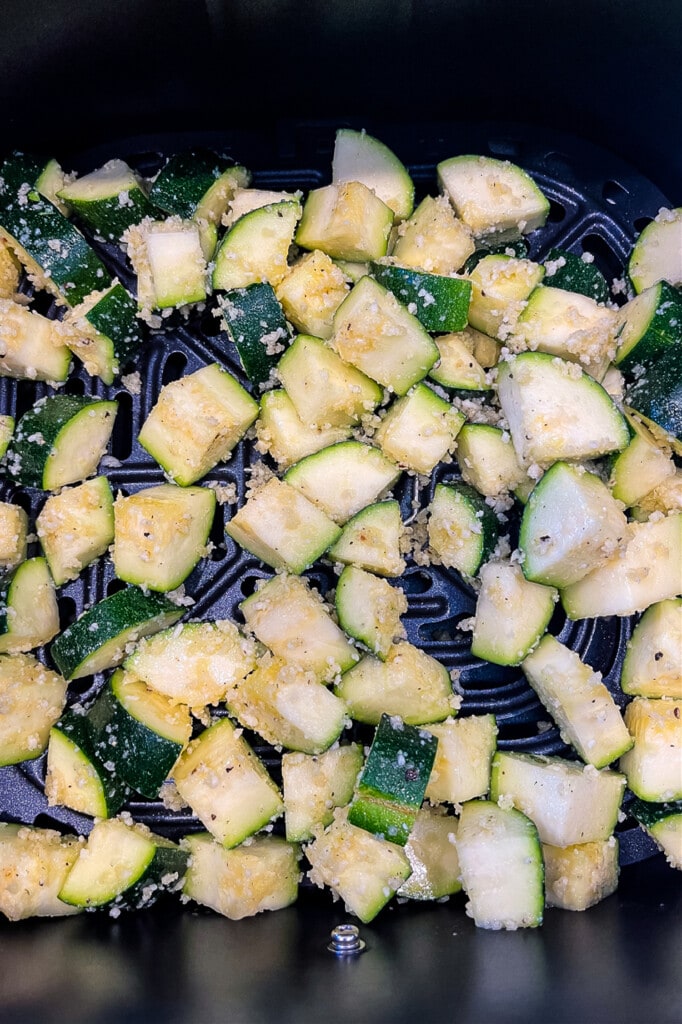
328 924 366 957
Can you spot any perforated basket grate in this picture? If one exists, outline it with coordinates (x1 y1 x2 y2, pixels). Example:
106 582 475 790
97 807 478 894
0 123 672 866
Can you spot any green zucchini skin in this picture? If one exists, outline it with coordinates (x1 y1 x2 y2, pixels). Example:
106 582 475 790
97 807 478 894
626 345 682 448
0 154 112 305
543 248 609 303
348 714 438 845
87 674 186 799
149 151 249 219
50 586 183 681
462 239 529 274
371 261 471 333
6 395 117 489
51 710 132 816
84 282 147 373
218 282 292 385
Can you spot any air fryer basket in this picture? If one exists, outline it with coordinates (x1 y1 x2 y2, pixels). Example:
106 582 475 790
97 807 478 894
0 122 673 871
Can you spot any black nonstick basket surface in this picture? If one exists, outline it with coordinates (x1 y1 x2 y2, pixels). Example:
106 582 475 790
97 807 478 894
0 122 680 1024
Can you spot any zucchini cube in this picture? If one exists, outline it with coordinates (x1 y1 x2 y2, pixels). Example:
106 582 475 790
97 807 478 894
225 476 341 574
173 717 284 847
0 501 28 572
275 250 350 340
374 383 464 475
282 744 364 842
306 814 411 923
619 697 682 801
348 714 438 845
113 483 216 592
0 824 82 921
296 181 393 262
182 833 299 920
139 363 259 485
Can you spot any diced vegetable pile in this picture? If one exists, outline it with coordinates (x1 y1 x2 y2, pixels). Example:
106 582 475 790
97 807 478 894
0 130 680 930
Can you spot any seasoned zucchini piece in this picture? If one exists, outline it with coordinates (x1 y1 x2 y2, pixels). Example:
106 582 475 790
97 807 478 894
61 282 145 385
491 751 626 847
0 299 71 382
213 200 301 291
628 207 682 293
277 333 382 429
332 128 415 221
630 799 682 869
455 423 527 497
619 697 682 801
173 717 284 847
520 461 628 588
58 817 187 911
125 216 208 310
427 482 499 579
255 389 350 469
391 195 474 275
437 155 550 239
522 635 633 768
0 501 28 572
240 573 357 681
327 500 406 577
46 710 131 818
217 281 291 387
456 800 544 930
397 805 462 901
124 619 257 708
284 441 401 525
621 599 682 699
88 669 191 799
497 352 629 468
225 476 341 574
306 814 411 923
373 383 464 475
6 394 117 490
371 261 472 334
57 159 156 241
0 558 60 655
0 652 67 765
275 250 350 340
542 248 609 303
626 344 682 453
466 254 545 340
331 275 439 395
36 476 114 586
0 823 82 921
335 565 407 659
510 285 618 380
282 744 364 842
113 483 215 592
543 838 619 911
615 281 682 373
226 654 348 755
471 561 557 667
297 182 393 262
138 363 259 485
348 714 438 845
429 330 491 391
182 833 299 920
609 414 676 508
425 714 498 804
335 641 458 726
